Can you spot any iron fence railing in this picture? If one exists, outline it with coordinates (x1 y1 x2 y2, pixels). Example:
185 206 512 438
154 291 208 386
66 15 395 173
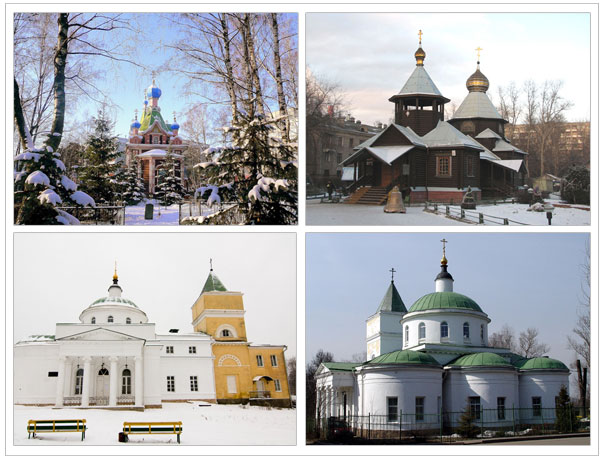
249 390 272 399
314 406 589 442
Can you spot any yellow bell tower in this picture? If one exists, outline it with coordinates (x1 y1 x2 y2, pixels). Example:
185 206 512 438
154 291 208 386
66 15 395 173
191 264 291 407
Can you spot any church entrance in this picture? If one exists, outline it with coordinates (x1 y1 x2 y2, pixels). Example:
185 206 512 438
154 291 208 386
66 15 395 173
94 366 110 406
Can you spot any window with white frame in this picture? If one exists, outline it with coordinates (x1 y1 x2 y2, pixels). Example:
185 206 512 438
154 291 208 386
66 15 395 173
480 325 485 344
405 325 409 346
227 375 237 394
436 155 451 177
256 355 264 367
469 396 481 420
415 397 425 421
190 376 198 392
463 322 470 339
275 379 282 392
166 346 174 354
108 315 114 323
440 321 449 338
189 346 197 354
75 368 84 395
122 369 132 395
221 329 232 337
532 396 542 417
126 317 131 324
419 323 426 341
497 397 506 420
91 317 96 324
270 355 278 367
387 397 398 422
167 376 175 392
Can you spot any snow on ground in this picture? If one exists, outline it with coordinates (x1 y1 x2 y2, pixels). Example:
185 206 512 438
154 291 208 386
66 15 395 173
14 402 295 446
306 199 590 226
125 203 181 226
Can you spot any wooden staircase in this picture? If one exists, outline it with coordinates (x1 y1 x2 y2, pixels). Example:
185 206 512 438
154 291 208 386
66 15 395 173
345 186 388 205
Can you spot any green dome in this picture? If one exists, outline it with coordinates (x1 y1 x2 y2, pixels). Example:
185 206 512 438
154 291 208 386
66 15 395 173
89 296 138 308
518 357 568 371
408 291 483 313
368 350 441 366
449 352 513 368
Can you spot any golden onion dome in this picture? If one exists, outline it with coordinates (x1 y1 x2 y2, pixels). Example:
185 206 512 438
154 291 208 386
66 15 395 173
440 255 448 265
466 65 490 92
415 46 426 66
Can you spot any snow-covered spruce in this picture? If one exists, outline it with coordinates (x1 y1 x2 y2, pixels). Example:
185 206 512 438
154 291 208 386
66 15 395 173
114 164 146 206
193 113 297 225
154 151 185 206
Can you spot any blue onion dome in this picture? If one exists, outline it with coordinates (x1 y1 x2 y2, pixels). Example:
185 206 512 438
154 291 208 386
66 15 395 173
171 122 180 130
131 119 141 129
144 100 149 106
146 81 162 99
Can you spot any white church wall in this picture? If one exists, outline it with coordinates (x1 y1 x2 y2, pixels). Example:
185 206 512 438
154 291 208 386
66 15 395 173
402 312 488 349
143 345 163 406
518 372 569 423
79 304 148 325
55 323 157 340
159 353 216 401
444 369 519 415
358 367 442 426
14 343 60 405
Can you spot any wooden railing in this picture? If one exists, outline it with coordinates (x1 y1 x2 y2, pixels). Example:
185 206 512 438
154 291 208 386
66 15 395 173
249 390 272 399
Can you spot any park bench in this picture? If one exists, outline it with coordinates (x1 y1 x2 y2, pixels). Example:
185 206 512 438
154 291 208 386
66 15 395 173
27 419 87 440
122 421 183 444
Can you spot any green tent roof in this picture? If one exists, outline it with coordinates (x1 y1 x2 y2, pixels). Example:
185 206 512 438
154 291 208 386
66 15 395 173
408 291 483 313
139 107 171 133
321 362 361 372
449 352 513 368
368 349 440 366
518 357 569 371
202 271 227 293
376 281 407 313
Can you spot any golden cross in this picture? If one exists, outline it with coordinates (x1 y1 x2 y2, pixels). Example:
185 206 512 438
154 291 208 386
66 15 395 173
418 29 423 44
476 46 483 61
389 267 396 281
441 238 448 256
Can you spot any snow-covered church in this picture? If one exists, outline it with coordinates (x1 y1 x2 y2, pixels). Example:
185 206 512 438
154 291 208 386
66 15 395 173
316 242 569 427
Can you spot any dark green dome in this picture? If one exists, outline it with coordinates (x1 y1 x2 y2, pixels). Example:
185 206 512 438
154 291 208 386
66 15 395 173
449 352 513 368
408 291 483 313
518 357 569 371
89 296 138 308
368 349 441 366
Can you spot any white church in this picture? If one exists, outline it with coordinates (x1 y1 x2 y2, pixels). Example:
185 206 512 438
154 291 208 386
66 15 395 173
14 270 216 408
315 242 570 429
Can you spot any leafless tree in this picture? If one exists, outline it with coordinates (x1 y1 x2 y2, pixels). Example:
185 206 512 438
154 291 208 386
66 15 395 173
287 357 296 397
518 327 550 357
488 324 517 351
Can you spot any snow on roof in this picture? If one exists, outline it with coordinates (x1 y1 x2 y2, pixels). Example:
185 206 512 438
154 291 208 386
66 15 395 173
422 121 484 149
491 159 524 172
392 124 427 147
452 91 505 120
366 146 415 165
395 65 445 98
137 149 183 158
475 128 502 139
493 139 528 155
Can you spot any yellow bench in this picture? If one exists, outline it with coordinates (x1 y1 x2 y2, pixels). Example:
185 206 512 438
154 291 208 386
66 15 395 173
122 421 183 444
27 419 87 440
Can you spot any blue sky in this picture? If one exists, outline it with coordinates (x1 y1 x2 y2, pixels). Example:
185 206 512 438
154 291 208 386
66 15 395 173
306 12 591 124
306 233 589 370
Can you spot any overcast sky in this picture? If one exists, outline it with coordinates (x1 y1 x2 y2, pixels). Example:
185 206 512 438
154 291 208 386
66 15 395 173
306 233 589 371
307 12 590 124
13 233 297 358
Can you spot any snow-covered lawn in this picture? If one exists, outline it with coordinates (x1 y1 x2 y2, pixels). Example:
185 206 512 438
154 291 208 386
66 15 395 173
125 203 181 225
306 199 590 226
14 402 295 446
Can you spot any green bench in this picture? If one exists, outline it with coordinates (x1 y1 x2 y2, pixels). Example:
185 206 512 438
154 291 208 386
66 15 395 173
122 421 183 444
27 419 87 440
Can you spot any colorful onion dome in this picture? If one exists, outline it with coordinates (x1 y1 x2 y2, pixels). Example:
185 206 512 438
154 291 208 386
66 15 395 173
146 79 162 99
131 119 141 129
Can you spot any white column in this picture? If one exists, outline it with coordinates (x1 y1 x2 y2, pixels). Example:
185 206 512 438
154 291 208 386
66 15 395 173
134 356 143 407
326 386 332 418
81 357 92 407
109 356 118 407
149 159 156 195
55 356 67 407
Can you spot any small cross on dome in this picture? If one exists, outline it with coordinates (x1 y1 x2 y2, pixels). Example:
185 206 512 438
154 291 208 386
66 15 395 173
389 267 396 282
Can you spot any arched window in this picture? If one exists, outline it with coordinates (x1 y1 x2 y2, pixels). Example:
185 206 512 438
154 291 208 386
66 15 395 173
440 322 449 338
480 325 485 343
98 367 109 376
108 316 113 323
122 368 132 395
404 325 409 345
126 317 131 324
221 329 232 337
75 368 84 395
91 317 96 324
463 322 470 339
418 323 426 340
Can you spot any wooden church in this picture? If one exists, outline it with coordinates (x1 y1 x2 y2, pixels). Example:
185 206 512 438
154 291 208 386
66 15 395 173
343 32 529 204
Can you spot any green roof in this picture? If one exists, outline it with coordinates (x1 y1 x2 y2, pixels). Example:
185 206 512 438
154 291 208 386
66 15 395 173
89 296 138 308
202 271 227 293
376 281 407 313
321 362 362 372
368 350 440 366
408 291 483 313
517 357 569 371
139 107 171 133
449 352 513 368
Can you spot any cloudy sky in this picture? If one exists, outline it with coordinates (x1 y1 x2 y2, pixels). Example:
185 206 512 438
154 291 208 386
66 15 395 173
307 12 591 124
306 233 589 374
13 233 297 358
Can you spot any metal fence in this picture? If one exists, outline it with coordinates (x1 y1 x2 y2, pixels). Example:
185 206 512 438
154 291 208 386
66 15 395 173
424 202 529 225
314 406 589 442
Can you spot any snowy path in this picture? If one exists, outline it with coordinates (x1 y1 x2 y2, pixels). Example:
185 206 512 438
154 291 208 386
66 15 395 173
14 402 295 446
306 200 590 226
125 203 181 225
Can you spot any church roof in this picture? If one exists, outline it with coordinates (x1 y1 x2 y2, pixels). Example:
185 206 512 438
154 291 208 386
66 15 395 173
451 91 505 121
476 128 502 139
202 271 227 293
394 65 446 99
365 146 415 166
491 159 525 172
493 139 528 155
139 107 171 133
408 291 483 313
422 121 485 150
89 296 138 308
516 357 569 371
376 281 407 313
367 349 440 366
321 362 361 372
448 352 514 368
